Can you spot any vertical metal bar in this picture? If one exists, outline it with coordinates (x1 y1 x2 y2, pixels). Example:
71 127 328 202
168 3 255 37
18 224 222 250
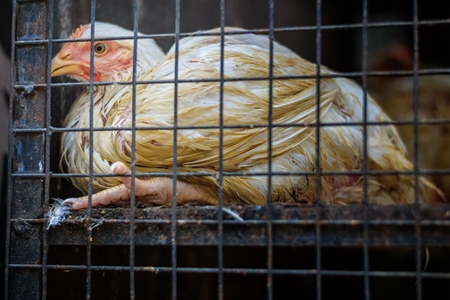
361 0 371 299
267 0 275 299
314 1 322 299
129 0 140 298
4 1 17 299
42 0 55 299
9 1 47 298
412 1 422 299
172 0 181 298
87 1 98 298
218 1 225 299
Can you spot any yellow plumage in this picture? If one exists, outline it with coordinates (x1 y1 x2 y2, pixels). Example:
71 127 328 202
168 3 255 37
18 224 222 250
60 27 446 205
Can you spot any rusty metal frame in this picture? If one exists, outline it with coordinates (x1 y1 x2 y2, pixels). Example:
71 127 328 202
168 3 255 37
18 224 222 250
5 0 450 299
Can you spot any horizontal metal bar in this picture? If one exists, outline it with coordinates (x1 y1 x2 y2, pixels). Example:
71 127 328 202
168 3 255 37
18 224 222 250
10 116 450 135
13 68 450 89
14 18 450 45
20 205 448 246
6 264 450 279
12 217 450 227
10 168 450 179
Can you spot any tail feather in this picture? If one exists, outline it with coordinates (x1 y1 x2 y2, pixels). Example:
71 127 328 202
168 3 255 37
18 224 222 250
368 138 446 203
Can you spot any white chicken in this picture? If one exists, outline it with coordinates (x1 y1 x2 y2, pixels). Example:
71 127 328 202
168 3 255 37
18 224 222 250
51 24 446 210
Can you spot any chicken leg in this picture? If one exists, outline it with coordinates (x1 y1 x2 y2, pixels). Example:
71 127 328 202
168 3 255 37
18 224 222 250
69 162 218 209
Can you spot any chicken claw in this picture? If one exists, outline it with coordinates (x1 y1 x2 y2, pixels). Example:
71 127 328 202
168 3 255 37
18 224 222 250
70 162 218 210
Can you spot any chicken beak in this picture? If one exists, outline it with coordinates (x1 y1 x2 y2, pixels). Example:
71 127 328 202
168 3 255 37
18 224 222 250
51 49 83 77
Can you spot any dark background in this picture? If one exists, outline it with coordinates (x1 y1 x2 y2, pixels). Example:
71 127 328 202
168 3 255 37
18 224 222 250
51 0 450 72
0 1 12 299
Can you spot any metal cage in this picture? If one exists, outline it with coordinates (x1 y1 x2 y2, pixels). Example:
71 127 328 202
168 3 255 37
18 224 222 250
4 0 450 299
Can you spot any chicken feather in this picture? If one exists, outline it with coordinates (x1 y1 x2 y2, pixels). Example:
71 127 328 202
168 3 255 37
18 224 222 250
55 26 446 208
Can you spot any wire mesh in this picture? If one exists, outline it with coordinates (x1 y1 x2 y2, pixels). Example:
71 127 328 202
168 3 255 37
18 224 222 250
5 0 450 299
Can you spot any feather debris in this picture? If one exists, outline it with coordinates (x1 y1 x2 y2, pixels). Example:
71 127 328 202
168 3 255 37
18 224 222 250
46 198 75 229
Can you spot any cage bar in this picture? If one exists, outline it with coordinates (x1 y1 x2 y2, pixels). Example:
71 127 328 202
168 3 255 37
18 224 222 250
7 0 48 299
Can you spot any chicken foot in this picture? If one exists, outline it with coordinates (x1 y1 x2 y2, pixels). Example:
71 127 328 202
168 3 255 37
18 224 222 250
67 162 218 209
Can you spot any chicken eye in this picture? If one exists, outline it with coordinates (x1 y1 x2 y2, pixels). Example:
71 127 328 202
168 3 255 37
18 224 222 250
94 42 107 55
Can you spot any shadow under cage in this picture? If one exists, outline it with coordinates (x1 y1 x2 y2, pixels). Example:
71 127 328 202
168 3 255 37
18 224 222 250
5 0 450 299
